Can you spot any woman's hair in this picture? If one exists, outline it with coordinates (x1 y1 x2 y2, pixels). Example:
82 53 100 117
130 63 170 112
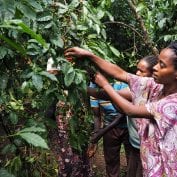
167 42 177 70
140 55 158 73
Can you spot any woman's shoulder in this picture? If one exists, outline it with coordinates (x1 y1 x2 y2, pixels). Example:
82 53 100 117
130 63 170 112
127 73 161 87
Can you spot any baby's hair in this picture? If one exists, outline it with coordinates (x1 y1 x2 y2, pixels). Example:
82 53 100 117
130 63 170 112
140 55 158 73
167 41 177 70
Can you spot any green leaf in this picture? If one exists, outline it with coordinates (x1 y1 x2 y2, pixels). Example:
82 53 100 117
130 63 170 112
50 35 64 48
0 47 8 59
94 24 100 34
69 0 80 9
9 156 22 172
27 42 42 56
16 2 36 20
0 168 15 177
61 63 71 73
4 20 47 48
19 132 49 149
9 112 18 125
0 74 8 90
64 68 75 87
19 126 46 133
97 9 105 19
57 2 68 14
0 0 15 20
109 46 120 57
18 22 47 48
136 3 146 12
106 11 114 21
32 74 43 91
164 34 171 41
74 72 83 84
26 0 43 11
71 12 78 22
0 34 26 55
158 18 166 28
44 22 53 29
37 15 52 22
40 71 58 82
1 144 17 155
76 25 88 31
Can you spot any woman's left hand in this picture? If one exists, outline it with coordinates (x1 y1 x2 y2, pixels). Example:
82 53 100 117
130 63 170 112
94 72 109 88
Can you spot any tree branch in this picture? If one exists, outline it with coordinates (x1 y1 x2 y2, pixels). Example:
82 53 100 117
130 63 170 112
104 21 144 41
127 0 159 55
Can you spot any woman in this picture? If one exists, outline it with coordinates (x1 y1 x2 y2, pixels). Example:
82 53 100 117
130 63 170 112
64 42 177 177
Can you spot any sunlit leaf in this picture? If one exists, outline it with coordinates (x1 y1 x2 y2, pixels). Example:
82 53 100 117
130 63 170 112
136 3 146 12
19 126 46 133
109 46 120 57
40 71 58 82
37 15 52 22
74 72 83 84
64 69 75 86
32 74 43 91
19 132 49 149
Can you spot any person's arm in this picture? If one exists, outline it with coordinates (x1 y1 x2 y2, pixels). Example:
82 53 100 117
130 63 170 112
94 72 153 119
91 113 124 143
87 87 132 101
64 47 128 82
91 107 102 133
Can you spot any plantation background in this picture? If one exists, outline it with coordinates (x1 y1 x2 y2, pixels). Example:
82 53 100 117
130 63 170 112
0 0 177 176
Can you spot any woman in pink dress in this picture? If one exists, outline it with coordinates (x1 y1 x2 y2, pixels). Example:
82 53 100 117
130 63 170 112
64 42 177 177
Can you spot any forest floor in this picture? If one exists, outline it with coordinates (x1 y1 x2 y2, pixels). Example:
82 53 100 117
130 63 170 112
91 143 127 177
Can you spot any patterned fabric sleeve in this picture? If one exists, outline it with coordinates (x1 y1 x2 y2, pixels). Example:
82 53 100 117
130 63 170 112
127 73 159 104
145 94 177 139
127 73 149 96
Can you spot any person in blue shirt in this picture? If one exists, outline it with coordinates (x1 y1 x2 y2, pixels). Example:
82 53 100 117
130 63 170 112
88 80 131 177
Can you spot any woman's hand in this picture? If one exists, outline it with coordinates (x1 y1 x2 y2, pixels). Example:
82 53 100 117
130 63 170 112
94 72 110 88
64 47 93 59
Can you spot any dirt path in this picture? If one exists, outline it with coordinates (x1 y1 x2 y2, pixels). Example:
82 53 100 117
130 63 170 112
91 145 127 177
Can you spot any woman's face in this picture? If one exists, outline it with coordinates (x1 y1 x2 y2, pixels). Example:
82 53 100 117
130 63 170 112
136 60 151 77
153 48 177 84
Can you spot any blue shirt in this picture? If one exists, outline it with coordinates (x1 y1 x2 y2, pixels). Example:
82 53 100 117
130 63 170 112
89 81 128 128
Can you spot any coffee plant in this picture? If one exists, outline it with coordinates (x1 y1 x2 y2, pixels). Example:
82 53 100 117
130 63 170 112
0 0 176 176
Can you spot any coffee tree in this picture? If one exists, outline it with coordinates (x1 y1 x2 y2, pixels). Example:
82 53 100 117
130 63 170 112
0 0 124 176
0 0 177 176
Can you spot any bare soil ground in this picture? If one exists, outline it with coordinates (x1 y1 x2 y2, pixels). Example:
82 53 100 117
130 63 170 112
91 144 127 177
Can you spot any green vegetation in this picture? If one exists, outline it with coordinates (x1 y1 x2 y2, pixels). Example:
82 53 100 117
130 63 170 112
0 0 177 176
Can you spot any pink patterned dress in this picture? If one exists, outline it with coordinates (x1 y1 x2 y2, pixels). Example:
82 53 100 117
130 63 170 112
128 73 177 177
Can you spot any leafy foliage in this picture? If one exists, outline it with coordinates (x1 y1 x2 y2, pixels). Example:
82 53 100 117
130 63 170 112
0 0 177 176
0 0 122 176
